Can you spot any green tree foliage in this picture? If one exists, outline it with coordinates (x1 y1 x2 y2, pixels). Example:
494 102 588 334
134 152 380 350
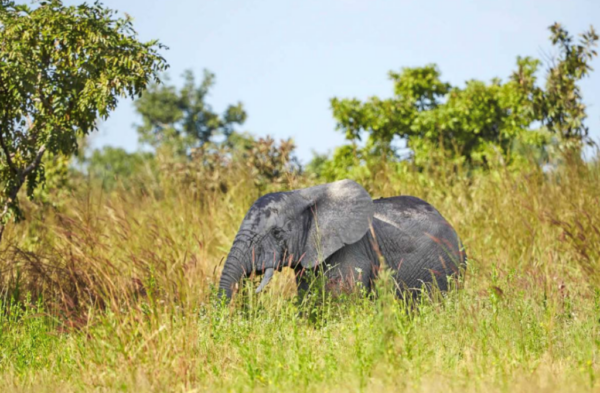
87 146 154 190
134 69 247 155
325 24 597 175
0 0 168 240
32 152 71 205
537 23 599 143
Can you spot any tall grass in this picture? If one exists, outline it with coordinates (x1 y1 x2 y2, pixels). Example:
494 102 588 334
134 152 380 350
0 155 599 392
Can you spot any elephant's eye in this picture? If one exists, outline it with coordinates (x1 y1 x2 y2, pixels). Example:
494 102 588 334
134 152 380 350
270 227 285 242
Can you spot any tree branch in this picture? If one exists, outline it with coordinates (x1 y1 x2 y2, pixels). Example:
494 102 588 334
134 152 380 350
0 128 18 176
0 69 19 176
23 145 47 177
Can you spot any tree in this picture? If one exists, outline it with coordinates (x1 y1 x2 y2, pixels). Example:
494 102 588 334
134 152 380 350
87 146 154 190
536 23 598 144
327 24 597 171
134 70 302 194
134 69 247 155
0 0 168 241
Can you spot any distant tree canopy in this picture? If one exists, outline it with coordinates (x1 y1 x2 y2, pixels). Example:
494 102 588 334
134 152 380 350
134 69 247 155
0 0 167 239
87 147 154 189
125 70 299 190
320 23 598 177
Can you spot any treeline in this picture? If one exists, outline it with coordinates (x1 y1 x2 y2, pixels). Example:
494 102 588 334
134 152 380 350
1 0 598 241
84 23 599 187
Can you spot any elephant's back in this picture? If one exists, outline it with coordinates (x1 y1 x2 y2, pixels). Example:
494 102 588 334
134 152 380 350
372 195 465 291
373 195 457 251
373 196 446 222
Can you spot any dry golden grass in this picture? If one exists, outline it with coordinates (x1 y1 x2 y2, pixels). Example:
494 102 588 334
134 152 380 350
0 155 599 392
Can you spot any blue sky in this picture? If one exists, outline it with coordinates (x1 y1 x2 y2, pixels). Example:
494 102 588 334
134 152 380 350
65 0 600 163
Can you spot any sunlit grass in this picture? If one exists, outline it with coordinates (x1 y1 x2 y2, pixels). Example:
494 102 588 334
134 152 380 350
0 155 599 392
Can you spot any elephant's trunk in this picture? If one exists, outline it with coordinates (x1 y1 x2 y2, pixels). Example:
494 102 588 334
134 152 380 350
218 244 249 301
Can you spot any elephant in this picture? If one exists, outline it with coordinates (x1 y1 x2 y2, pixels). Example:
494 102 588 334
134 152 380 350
218 179 466 302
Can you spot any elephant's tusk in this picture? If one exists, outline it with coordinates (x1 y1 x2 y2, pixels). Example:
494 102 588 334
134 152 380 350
255 268 274 293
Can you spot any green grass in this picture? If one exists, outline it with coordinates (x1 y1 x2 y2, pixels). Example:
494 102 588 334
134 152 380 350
1 157 599 392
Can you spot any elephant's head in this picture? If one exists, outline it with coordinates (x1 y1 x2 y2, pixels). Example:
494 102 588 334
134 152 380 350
218 179 374 300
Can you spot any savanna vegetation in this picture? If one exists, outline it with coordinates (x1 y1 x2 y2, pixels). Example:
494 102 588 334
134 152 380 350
1 1 600 391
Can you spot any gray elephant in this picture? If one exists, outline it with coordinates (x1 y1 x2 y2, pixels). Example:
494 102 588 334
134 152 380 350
218 179 466 301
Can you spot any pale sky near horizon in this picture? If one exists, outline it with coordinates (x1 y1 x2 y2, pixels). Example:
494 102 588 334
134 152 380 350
64 0 600 163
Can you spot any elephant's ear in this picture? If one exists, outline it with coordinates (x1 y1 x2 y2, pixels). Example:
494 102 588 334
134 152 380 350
295 179 374 268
